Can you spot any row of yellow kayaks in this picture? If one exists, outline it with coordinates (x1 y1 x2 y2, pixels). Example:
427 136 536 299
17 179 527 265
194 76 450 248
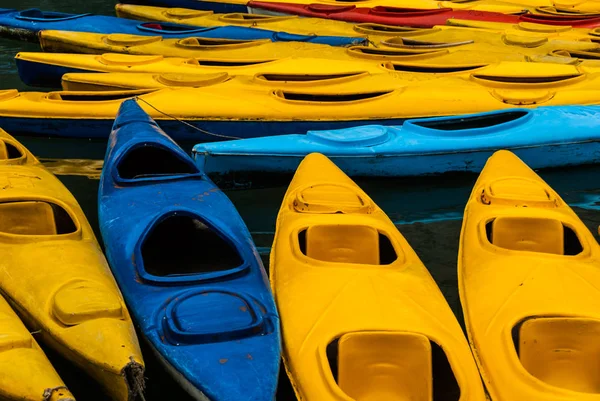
275 150 600 400
0 128 144 400
36 26 600 63
4 62 600 123
113 3 600 40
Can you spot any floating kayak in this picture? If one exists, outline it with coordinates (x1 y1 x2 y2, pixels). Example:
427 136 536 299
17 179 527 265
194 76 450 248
98 99 280 401
16 49 599 89
0 289 74 401
114 2 521 32
115 3 424 43
0 8 363 46
270 152 486 401
459 149 600 400
37 29 599 65
3 62 600 139
0 124 144 400
57 61 600 90
118 0 528 14
192 105 600 177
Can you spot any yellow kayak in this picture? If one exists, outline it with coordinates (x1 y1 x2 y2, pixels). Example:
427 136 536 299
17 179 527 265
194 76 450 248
4 61 600 137
0 293 74 401
114 3 416 42
38 29 600 61
459 149 600 400
58 61 600 90
0 128 144 400
270 152 486 401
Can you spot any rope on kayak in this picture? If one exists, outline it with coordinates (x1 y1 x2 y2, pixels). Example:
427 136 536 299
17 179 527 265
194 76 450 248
134 96 242 140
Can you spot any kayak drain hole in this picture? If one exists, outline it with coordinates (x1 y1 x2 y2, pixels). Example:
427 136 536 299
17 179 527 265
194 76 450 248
327 336 461 401
412 111 528 131
298 226 397 265
485 217 583 255
141 215 243 276
117 145 199 179
0 201 77 236
513 317 600 394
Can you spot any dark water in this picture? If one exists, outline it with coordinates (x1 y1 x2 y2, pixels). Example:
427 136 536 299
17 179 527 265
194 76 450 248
2 0 600 400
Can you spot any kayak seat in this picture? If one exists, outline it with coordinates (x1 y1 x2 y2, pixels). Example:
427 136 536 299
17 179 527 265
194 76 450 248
305 225 379 265
490 217 564 255
338 331 433 401
52 280 124 326
0 201 57 236
519 317 600 393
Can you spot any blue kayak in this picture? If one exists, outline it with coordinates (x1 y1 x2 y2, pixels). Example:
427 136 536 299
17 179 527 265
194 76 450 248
192 106 600 176
98 99 281 401
0 8 365 45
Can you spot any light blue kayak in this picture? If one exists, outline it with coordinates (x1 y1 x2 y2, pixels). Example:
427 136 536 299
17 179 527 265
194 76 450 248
192 106 600 177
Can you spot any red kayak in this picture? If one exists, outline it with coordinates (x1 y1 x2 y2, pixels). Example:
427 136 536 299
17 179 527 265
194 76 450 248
248 1 600 28
247 2 522 27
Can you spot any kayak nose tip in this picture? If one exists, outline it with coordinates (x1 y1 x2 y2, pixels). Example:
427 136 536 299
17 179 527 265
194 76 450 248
113 98 157 130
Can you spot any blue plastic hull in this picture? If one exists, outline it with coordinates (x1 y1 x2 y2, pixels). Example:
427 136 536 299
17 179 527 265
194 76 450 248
0 8 363 45
16 57 89 88
192 106 600 176
98 99 280 401
0 115 408 141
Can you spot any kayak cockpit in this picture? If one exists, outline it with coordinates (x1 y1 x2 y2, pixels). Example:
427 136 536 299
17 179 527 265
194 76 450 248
16 9 91 21
326 331 460 401
514 316 600 394
0 200 79 238
116 143 200 180
141 213 243 277
406 110 531 135
298 225 398 265
136 211 248 283
484 216 583 256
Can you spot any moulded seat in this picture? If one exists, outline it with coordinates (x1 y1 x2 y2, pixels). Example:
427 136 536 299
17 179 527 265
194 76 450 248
338 331 433 401
519 317 600 393
490 216 564 254
306 225 379 264
0 201 57 235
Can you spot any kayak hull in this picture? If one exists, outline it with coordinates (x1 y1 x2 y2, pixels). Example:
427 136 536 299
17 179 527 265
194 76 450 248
98 99 281 401
0 8 363 45
459 150 600 400
271 153 487 401
192 106 600 176
0 128 144 401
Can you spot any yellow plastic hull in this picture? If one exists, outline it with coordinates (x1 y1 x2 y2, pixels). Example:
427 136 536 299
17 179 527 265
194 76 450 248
0 129 144 400
459 150 600 400
37 29 600 63
4 61 600 121
270 153 486 401
0 292 74 401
